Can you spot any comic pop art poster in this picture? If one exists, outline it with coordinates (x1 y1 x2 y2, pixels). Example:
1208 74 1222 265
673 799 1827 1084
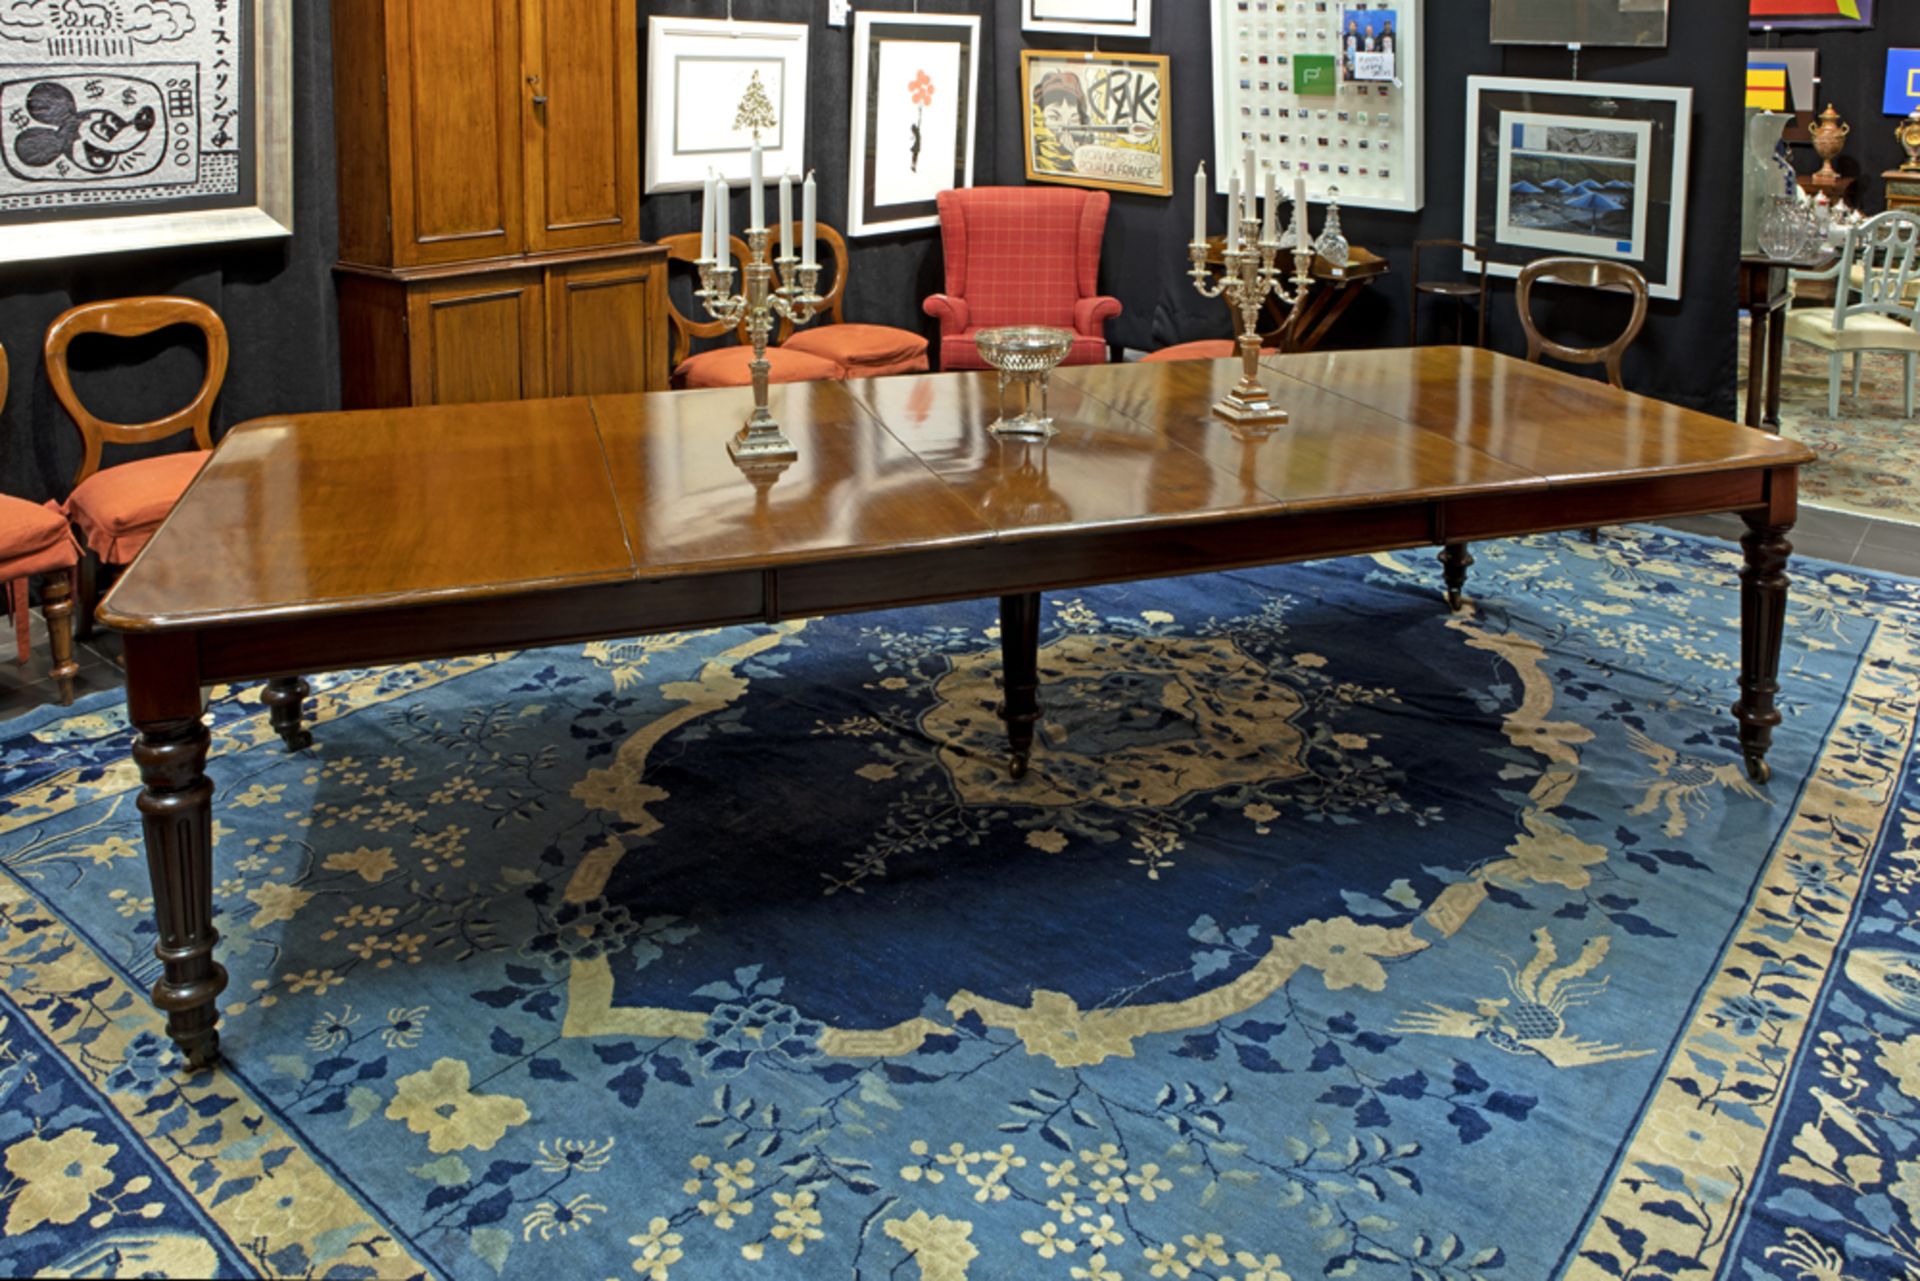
1021 49 1172 198
0 0 257 224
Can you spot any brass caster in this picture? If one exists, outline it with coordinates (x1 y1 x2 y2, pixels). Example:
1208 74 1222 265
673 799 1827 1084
1744 754 1771 786
1009 751 1031 780
281 728 313 753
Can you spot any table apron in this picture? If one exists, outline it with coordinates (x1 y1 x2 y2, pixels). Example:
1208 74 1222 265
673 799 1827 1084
187 468 1780 687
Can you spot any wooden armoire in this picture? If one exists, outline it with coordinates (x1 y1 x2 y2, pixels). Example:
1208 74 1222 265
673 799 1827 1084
331 0 669 409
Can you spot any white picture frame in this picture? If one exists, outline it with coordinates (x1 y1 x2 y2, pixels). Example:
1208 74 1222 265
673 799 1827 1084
0 0 292 264
848 12 980 237
644 16 809 195
1209 0 1425 214
1023 0 1152 39
1463 76 1693 301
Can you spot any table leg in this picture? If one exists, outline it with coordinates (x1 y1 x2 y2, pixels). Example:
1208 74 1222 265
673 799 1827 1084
126 635 223 1069
1764 305 1788 428
999 592 1041 779
262 676 314 751
1744 305 1765 428
1733 512 1793 785
1440 542 1473 612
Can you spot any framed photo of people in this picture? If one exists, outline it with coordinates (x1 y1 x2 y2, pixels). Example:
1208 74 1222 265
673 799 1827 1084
1021 50 1172 197
1209 0 1426 213
847 12 981 237
0 0 293 263
644 16 809 194
1462 77 1693 301
1023 0 1152 39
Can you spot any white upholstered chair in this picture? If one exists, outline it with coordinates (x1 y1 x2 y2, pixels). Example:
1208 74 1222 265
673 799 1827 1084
1785 208 1920 418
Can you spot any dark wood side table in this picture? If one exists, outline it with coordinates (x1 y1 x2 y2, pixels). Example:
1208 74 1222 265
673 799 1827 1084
1739 247 1838 428
1201 239 1390 351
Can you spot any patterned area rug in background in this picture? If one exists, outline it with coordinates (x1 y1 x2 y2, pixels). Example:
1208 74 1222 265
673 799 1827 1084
1739 313 1920 525
2 531 1919 1279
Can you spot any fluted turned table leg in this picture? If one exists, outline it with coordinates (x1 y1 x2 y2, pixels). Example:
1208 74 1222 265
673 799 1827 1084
41 573 77 705
1733 512 1794 785
262 676 313 751
999 592 1041 779
136 714 224 1068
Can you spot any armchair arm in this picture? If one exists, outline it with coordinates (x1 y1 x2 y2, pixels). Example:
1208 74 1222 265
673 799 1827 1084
1074 295 1123 338
923 293 970 335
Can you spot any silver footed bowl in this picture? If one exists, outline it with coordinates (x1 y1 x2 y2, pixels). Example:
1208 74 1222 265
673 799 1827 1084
974 325 1075 375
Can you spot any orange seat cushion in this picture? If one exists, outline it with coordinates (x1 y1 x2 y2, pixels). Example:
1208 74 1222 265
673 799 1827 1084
1141 340 1278 362
675 346 844 389
0 495 70 563
64 451 208 563
785 324 930 377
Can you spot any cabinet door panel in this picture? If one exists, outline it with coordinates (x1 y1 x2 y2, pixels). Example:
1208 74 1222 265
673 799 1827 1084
523 0 639 252
389 0 524 264
411 276 547 405
547 257 667 397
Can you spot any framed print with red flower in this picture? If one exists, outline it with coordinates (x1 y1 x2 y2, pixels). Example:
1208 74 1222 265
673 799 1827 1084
847 12 981 236
1022 50 1173 197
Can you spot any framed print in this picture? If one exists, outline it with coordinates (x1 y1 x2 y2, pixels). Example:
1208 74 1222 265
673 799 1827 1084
1021 50 1171 197
848 13 980 237
1749 0 1873 30
1747 48 1818 113
1209 0 1426 213
1491 0 1668 48
645 17 808 194
0 0 290 264
1023 0 1152 39
1463 77 1693 301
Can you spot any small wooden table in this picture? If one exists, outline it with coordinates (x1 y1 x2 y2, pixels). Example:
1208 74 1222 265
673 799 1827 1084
1739 247 1839 428
1202 239 1390 351
101 349 1812 1067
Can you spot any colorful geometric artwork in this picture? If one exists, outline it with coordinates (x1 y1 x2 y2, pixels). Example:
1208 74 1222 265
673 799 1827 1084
1746 61 1790 111
1749 0 1874 31
1886 48 1920 117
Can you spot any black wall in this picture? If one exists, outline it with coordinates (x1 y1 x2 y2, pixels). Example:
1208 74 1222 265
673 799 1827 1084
1757 9 1920 211
0 0 1777 507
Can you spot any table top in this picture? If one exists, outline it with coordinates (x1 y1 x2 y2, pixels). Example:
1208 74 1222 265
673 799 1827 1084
100 347 1812 633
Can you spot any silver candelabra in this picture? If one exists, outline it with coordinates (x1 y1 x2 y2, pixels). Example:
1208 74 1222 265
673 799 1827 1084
1187 198 1325 429
698 228 826 462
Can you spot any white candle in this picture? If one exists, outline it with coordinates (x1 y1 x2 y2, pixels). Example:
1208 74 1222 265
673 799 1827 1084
1243 148 1256 208
779 172 794 261
716 176 730 262
749 141 764 231
1227 173 1241 252
701 171 715 262
1193 161 1207 246
1262 169 1276 243
802 171 817 268
1294 178 1308 251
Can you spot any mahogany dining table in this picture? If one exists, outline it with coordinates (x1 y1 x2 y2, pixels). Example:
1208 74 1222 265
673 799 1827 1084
98 348 1813 1068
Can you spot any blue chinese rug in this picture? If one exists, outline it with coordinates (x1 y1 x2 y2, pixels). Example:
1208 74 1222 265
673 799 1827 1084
0 527 1916 1280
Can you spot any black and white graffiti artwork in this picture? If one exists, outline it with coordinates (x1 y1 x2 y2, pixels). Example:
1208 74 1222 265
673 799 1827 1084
0 0 242 213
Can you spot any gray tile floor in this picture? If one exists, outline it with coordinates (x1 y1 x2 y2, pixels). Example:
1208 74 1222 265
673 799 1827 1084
2 509 1914 726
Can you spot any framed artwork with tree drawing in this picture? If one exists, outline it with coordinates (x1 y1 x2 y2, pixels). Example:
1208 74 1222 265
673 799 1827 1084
847 12 980 237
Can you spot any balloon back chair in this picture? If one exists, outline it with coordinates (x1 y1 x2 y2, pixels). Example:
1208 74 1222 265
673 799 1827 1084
46 296 227 636
658 233 844 389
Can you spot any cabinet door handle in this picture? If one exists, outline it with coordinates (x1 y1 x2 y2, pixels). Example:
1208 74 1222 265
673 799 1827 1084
527 75 547 107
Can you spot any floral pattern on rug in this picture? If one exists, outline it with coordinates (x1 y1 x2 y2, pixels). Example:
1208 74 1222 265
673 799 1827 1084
0 531 1915 1279
1739 313 1920 526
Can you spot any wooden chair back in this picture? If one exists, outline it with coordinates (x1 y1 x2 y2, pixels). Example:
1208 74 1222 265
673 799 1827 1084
1515 257 1649 388
778 222 850 341
45 296 228 486
659 232 754 368
1836 208 1920 331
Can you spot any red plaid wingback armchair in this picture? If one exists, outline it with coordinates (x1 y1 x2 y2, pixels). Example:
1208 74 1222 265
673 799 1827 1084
923 187 1122 371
